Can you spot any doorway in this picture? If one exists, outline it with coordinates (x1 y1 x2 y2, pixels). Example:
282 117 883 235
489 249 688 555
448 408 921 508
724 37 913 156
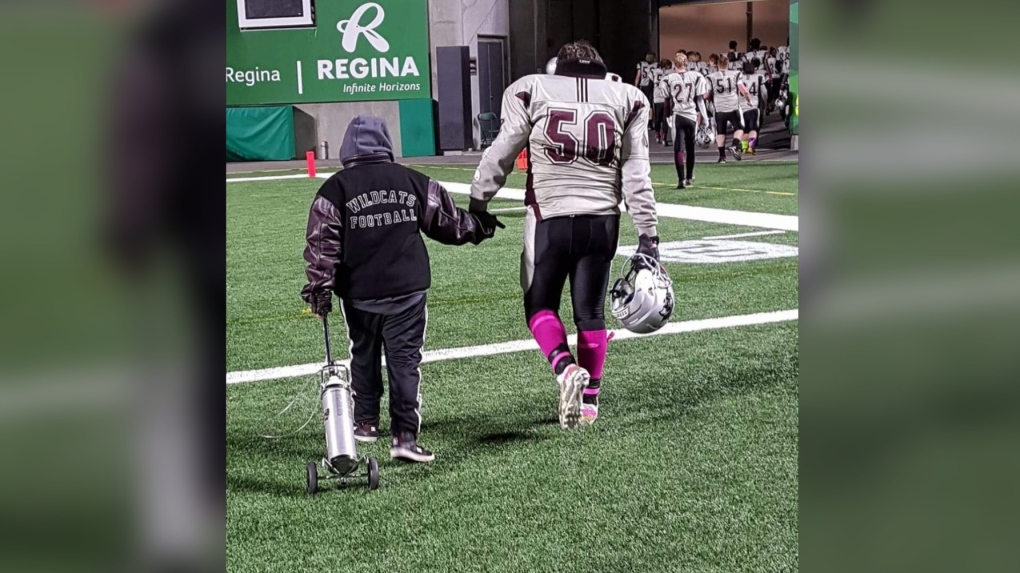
477 36 508 122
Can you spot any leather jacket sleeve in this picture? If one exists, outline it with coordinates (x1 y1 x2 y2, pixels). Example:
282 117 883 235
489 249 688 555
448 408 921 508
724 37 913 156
300 194 343 303
421 179 495 245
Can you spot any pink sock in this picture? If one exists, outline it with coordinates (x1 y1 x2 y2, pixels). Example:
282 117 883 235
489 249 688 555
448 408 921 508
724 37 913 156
577 329 608 380
529 310 571 372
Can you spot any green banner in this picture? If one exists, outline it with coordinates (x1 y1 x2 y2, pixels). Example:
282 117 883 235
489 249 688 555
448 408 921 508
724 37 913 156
227 0 431 106
226 106 296 161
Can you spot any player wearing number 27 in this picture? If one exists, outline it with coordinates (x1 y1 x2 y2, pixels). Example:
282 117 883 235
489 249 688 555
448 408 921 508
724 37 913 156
469 40 659 430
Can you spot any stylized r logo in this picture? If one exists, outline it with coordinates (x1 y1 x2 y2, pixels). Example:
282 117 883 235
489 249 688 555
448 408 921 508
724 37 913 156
337 2 389 53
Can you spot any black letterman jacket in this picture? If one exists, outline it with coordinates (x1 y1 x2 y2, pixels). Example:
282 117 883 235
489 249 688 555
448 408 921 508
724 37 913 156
300 157 495 305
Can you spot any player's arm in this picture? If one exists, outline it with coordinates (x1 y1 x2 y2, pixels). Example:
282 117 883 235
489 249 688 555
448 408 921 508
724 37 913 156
300 183 343 315
422 179 503 245
738 81 751 103
619 95 658 244
469 83 532 212
633 64 642 87
695 78 710 124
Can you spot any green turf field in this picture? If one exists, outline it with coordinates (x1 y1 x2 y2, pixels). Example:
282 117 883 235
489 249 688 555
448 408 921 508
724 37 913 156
227 161 799 572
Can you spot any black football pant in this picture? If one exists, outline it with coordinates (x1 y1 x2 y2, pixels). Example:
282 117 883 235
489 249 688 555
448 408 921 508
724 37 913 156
340 296 427 436
673 115 697 181
522 210 620 331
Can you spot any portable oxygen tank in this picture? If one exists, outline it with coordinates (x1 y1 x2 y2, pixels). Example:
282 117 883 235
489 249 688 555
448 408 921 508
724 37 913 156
321 374 359 476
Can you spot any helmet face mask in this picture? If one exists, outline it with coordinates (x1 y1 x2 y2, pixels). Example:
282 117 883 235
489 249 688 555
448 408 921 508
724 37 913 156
610 255 675 334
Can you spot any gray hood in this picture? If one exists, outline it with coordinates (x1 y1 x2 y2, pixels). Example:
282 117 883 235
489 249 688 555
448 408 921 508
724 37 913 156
339 115 395 168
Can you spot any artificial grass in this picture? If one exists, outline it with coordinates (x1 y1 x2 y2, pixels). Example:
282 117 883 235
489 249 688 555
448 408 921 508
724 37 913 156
226 161 799 572
226 177 798 372
227 324 798 573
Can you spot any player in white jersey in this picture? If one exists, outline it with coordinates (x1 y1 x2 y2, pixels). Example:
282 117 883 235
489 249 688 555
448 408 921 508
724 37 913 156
707 53 752 162
653 59 673 146
471 41 659 429
744 38 767 69
739 59 768 155
726 40 741 64
765 46 782 113
777 39 790 78
634 51 659 125
663 52 710 189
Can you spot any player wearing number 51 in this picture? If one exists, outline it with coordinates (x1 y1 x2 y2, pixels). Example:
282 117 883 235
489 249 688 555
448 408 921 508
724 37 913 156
469 40 659 430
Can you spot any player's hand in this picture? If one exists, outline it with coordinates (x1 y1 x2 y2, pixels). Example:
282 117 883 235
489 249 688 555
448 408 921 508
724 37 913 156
636 234 660 264
310 291 332 317
474 211 505 235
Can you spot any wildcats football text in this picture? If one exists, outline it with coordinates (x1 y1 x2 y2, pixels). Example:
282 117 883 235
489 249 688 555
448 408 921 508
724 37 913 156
346 190 418 229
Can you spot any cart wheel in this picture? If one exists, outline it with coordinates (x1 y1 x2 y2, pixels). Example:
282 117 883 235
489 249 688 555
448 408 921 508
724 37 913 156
306 462 318 495
367 457 380 491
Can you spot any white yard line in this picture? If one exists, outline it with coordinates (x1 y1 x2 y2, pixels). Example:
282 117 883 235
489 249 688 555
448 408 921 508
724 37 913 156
226 309 797 385
227 174 312 183
224 174 799 231
702 230 787 240
438 182 799 231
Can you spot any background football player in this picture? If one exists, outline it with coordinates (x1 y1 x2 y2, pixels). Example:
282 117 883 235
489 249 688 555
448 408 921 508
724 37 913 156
707 53 752 162
653 59 673 146
633 51 659 127
664 52 710 189
739 59 767 155
470 40 660 429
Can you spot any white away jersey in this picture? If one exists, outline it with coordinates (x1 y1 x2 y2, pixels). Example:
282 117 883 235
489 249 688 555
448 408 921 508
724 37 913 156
777 46 790 71
745 50 767 66
651 67 668 103
708 69 745 112
739 72 766 109
470 72 657 237
636 61 659 87
664 70 708 121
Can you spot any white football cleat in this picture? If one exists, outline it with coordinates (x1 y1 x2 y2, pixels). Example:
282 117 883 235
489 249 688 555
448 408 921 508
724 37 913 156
556 364 589 430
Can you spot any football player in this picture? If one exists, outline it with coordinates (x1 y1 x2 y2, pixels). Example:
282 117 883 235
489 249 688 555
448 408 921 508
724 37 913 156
745 38 767 67
707 53 752 162
663 52 710 189
739 59 767 155
634 51 659 126
470 40 660 429
726 40 741 64
777 38 790 76
653 59 673 146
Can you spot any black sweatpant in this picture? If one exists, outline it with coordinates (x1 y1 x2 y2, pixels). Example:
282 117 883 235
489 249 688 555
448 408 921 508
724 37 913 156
522 211 620 331
340 295 427 436
673 115 697 181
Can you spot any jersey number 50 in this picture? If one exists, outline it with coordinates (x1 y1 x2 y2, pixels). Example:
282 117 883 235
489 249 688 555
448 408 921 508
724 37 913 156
544 109 617 166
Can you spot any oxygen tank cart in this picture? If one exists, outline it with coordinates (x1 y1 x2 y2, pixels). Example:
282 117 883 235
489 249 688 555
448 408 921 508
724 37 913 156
306 313 380 494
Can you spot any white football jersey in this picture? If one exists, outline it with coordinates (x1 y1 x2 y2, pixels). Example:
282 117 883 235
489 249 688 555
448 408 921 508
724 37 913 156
740 72 766 109
777 46 790 70
746 50 767 65
471 70 657 237
636 61 658 87
708 69 744 112
653 68 671 103
766 56 780 77
664 70 708 121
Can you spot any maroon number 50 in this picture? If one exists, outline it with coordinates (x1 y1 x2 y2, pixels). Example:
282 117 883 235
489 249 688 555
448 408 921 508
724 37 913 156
544 109 617 166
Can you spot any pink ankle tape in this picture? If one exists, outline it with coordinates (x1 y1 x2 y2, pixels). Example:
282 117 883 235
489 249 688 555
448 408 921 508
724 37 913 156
583 387 600 396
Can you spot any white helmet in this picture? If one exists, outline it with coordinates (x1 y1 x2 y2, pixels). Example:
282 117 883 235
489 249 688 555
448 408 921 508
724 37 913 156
545 57 558 75
696 124 713 147
610 254 675 334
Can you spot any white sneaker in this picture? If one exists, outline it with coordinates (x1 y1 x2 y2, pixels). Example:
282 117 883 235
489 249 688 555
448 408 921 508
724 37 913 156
556 364 589 430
